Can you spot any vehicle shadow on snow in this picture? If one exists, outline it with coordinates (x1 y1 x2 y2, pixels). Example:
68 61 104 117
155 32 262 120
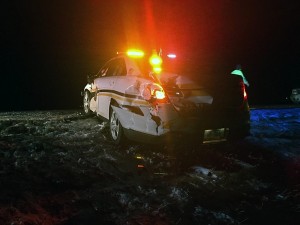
123 134 299 186
114 135 299 225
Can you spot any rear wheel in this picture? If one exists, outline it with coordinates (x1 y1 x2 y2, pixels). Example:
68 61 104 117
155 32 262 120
109 106 125 145
83 91 92 115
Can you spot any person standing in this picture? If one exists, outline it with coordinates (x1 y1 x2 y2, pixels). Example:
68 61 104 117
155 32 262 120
231 65 250 87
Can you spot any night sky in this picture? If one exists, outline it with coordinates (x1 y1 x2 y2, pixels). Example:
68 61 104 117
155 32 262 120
2 0 300 111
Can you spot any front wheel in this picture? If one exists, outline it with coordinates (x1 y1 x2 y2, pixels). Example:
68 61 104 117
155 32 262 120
83 91 92 115
109 106 125 145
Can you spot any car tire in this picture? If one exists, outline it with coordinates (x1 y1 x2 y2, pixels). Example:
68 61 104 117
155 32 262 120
83 91 92 115
109 106 125 145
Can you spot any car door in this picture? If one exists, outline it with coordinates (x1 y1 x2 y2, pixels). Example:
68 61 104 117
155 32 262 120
94 58 126 118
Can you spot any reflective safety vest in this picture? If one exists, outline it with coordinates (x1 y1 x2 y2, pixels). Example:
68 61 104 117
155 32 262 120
231 69 249 87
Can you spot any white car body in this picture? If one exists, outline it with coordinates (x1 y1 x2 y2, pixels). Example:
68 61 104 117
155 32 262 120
83 52 250 144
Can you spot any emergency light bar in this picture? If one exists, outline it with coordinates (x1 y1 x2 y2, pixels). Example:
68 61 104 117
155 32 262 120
126 49 144 58
167 53 176 58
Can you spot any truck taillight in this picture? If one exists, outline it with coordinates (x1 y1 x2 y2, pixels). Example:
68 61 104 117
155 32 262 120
243 85 247 100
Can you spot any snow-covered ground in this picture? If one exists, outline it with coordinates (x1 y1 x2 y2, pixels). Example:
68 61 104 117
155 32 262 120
248 107 300 159
0 107 299 225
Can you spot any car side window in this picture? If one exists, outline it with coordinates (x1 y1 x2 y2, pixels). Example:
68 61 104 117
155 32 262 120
97 58 126 78
104 62 116 77
106 58 127 77
98 65 109 77
113 59 127 76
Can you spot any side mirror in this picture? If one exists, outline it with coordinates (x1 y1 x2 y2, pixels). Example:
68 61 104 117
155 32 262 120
87 74 93 83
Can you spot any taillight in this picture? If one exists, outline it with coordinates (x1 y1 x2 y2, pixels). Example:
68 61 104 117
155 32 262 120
153 89 165 100
243 85 247 100
142 83 166 102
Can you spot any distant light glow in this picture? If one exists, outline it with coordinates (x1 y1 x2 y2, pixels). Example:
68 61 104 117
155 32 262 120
127 49 144 58
167 53 176 58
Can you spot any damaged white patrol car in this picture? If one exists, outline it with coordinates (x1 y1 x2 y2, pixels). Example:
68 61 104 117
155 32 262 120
83 49 250 145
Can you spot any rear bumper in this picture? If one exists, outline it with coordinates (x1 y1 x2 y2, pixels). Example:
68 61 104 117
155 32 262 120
116 97 250 144
123 109 250 144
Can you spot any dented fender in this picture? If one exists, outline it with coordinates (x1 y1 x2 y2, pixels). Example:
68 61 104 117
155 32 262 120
112 101 179 136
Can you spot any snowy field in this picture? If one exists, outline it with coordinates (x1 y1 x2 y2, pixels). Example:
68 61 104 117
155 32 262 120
0 107 299 224
248 106 300 159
